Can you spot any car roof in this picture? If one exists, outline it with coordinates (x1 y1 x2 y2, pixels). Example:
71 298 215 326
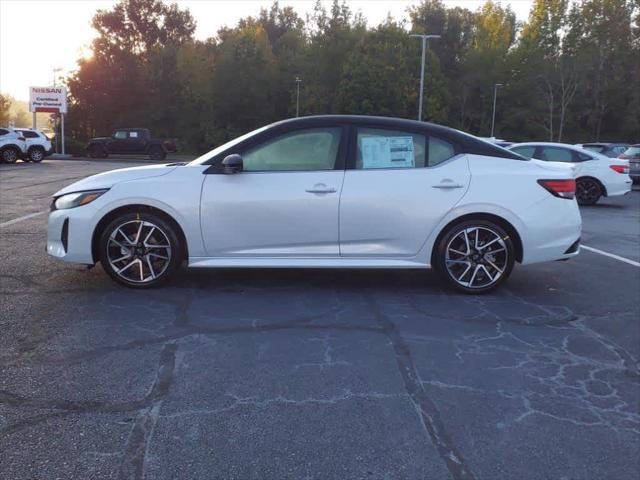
265 115 524 160
114 127 148 131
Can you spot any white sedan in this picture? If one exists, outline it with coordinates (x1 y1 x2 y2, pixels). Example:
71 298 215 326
508 142 632 205
47 116 581 293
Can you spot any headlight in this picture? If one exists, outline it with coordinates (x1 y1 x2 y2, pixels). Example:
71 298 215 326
53 189 108 210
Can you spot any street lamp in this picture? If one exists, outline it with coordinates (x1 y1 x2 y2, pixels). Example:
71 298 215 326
490 83 503 138
295 76 302 117
410 34 441 122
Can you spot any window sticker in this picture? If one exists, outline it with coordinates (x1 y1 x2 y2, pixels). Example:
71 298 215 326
361 136 414 169
130 132 139 138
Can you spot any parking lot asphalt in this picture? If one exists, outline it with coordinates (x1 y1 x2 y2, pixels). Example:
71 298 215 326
1 158 639 480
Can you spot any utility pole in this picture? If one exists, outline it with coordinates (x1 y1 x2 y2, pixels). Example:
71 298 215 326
295 76 302 117
410 34 440 122
491 83 503 138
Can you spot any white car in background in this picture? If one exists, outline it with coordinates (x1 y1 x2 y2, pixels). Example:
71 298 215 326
15 128 53 162
508 142 632 205
0 127 27 163
47 116 582 294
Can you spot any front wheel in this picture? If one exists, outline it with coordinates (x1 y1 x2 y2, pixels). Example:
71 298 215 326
88 145 108 159
149 146 166 161
99 212 182 288
434 220 515 294
576 178 602 205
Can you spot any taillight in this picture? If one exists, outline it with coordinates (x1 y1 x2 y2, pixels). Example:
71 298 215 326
537 179 576 199
610 164 629 174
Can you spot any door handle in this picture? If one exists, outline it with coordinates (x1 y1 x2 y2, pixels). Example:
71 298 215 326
306 184 336 194
432 181 464 189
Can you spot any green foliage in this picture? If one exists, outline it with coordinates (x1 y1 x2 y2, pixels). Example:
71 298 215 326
65 0 640 152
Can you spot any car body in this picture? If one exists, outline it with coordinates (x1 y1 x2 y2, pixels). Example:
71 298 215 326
87 128 178 160
577 142 629 158
0 127 27 164
618 144 640 182
48 115 581 293
15 128 53 162
508 142 632 205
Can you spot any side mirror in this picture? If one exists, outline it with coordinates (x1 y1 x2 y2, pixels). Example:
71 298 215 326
222 153 243 174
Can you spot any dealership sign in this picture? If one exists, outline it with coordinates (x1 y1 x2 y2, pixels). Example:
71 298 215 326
29 86 67 113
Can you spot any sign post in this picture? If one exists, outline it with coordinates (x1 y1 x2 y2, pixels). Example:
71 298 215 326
29 86 67 155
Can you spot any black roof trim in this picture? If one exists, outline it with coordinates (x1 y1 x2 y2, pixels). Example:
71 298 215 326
264 115 525 160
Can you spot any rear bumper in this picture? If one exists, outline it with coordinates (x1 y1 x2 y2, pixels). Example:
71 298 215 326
605 176 633 196
520 196 582 265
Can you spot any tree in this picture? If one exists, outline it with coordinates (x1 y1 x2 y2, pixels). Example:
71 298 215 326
0 94 10 126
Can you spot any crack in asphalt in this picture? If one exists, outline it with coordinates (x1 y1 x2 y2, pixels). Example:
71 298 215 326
364 291 477 480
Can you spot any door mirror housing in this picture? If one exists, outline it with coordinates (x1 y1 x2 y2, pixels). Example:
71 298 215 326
221 153 243 174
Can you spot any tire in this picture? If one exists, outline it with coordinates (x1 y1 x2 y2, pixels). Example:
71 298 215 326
28 147 45 163
1 147 19 164
98 211 182 288
576 178 602 206
149 146 166 161
433 219 515 294
88 145 108 159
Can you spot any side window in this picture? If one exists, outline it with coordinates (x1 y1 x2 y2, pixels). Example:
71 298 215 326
356 128 424 169
428 137 456 166
23 131 38 138
576 152 593 162
129 131 139 138
511 146 536 158
539 147 574 163
114 131 127 140
241 127 341 172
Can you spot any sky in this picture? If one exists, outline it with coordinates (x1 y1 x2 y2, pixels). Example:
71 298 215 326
0 0 534 101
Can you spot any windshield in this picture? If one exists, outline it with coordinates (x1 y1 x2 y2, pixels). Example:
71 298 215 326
189 125 270 165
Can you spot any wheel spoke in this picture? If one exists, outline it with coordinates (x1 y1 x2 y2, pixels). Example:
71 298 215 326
117 259 138 275
145 244 170 249
111 253 131 263
449 248 467 256
485 259 504 274
143 226 156 245
138 259 144 281
468 265 481 286
456 263 472 281
115 228 135 245
478 237 500 251
109 238 130 250
134 221 144 244
463 230 471 254
148 252 169 260
480 264 495 282
145 256 156 279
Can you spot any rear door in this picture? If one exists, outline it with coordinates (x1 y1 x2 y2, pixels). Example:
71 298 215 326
109 130 129 153
339 125 470 257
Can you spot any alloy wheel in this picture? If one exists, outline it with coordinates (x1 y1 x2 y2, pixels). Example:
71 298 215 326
576 179 600 205
106 220 172 284
3 148 18 163
30 149 44 162
445 226 508 290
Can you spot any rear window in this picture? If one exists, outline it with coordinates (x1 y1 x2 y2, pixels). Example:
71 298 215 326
0 128 8 136
511 146 536 158
21 131 39 138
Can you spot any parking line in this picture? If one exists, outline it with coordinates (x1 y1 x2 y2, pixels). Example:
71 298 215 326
0 210 48 228
582 245 640 268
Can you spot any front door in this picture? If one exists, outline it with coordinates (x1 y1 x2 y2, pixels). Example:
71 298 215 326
200 127 346 257
339 126 471 257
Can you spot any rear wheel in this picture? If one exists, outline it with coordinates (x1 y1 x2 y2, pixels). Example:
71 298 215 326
28 147 45 162
99 212 182 288
434 220 515 294
88 145 108 159
1 147 19 164
576 178 601 205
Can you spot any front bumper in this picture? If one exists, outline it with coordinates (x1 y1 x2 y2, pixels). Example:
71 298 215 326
47 209 95 264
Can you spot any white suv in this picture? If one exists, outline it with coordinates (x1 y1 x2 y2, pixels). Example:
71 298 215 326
0 127 27 164
15 128 53 162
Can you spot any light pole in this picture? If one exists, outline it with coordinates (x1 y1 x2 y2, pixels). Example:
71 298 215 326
490 83 503 138
410 34 440 122
295 76 302 117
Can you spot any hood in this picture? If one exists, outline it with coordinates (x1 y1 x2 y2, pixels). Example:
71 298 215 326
53 164 178 197
530 158 576 177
